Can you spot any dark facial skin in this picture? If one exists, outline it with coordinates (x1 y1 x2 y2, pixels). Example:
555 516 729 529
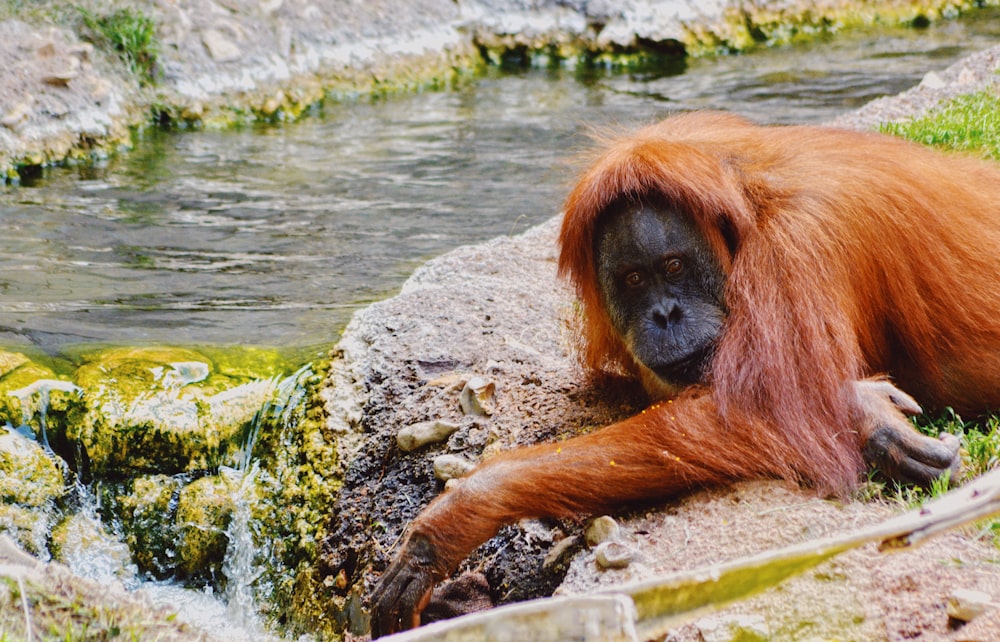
595 200 727 385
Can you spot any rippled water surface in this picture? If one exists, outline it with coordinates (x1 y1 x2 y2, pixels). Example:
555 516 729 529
3 12 999 354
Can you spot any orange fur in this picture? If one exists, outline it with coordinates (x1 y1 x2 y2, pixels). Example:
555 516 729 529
559 111 1000 493
371 112 1000 635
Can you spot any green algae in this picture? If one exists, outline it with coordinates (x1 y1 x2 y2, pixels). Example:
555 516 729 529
0 425 65 557
55 346 281 476
175 473 240 582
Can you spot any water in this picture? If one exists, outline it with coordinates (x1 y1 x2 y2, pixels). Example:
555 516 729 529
1 13 998 354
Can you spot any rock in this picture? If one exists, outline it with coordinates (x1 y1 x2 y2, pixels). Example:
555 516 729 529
433 454 475 481
180 101 205 120
1 95 33 128
947 588 997 622
594 540 633 569
397 419 460 451
261 90 286 116
542 534 579 570
70 347 281 475
87 77 112 102
920 70 946 89
42 56 81 85
0 426 64 558
0 356 69 435
459 376 495 416
201 28 241 62
426 373 468 390
175 474 238 581
584 515 621 547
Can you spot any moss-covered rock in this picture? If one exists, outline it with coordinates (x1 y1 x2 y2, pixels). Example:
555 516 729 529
247 364 341 638
0 425 65 557
175 473 239 583
110 473 185 578
103 471 245 583
0 350 81 445
69 347 278 476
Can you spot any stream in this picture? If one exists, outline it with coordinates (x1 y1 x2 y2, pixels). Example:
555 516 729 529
1 11 999 358
2 9 1000 641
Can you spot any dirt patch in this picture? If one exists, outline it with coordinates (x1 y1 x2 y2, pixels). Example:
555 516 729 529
559 482 1000 640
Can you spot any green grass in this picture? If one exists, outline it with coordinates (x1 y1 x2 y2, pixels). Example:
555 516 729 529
78 6 160 85
880 90 1000 159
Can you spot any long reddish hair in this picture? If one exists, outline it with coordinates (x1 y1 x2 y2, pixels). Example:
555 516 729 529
558 111 1000 493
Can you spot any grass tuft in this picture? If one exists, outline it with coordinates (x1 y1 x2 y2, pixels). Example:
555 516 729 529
78 6 160 85
880 90 1000 159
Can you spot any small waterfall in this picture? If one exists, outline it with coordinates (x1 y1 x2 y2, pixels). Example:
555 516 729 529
221 461 268 637
4 363 316 641
221 364 313 638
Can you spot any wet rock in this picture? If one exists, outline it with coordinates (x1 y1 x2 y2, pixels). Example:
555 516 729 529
433 453 475 481
0 427 64 507
396 419 460 452
593 540 634 569
175 473 238 581
71 347 279 475
584 515 621 547
0 353 76 439
111 474 185 578
459 376 495 416
0 426 64 558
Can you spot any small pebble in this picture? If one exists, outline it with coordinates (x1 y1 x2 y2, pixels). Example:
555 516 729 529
947 588 997 622
433 454 475 481
584 515 621 547
396 419 460 452
459 376 495 416
542 535 579 569
594 540 633 569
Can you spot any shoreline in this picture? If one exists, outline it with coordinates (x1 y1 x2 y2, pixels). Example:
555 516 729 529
2 0 997 179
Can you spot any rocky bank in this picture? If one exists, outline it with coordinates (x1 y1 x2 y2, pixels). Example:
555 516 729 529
1 0 996 177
